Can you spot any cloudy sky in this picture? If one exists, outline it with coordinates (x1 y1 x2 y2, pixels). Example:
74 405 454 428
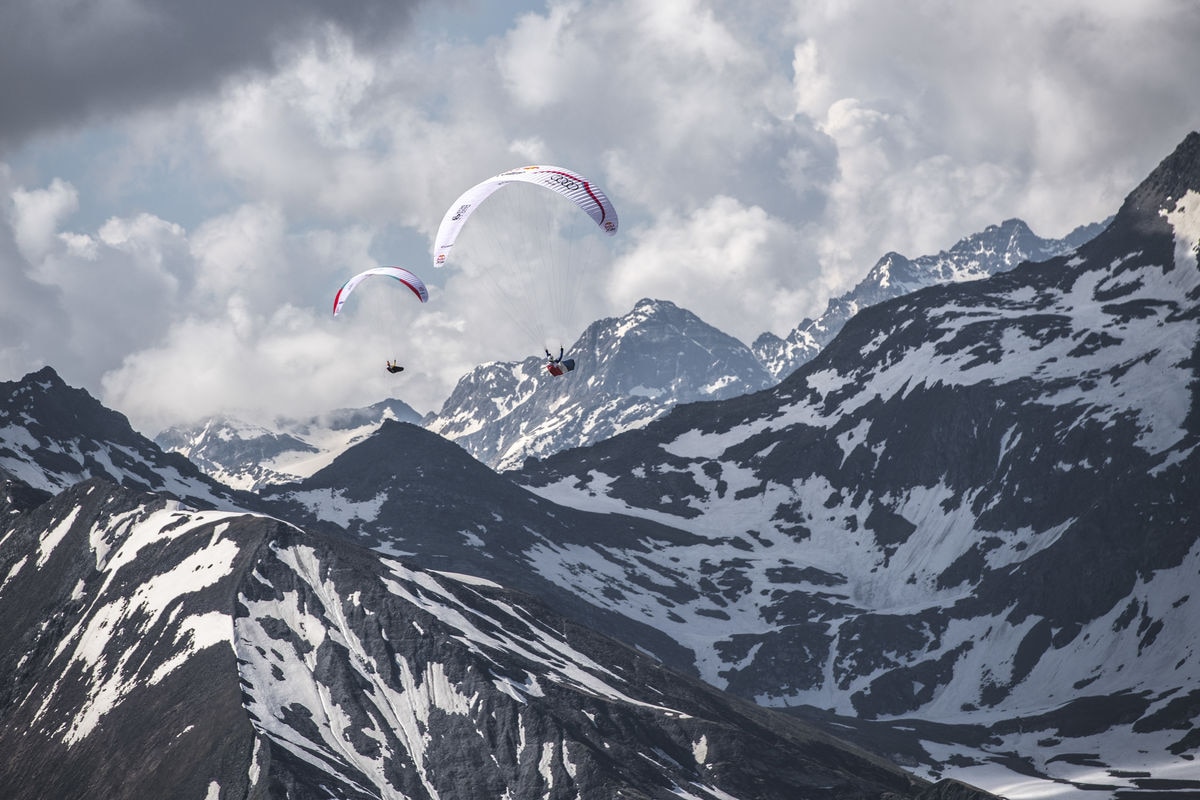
2 0 1198 435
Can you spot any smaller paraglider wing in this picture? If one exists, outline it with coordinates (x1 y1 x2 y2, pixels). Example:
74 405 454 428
332 266 429 317
433 165 618 267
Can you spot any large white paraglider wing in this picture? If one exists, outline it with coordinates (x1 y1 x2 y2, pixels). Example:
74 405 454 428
433 181 506 266
432 165 618 268
332 266 429 317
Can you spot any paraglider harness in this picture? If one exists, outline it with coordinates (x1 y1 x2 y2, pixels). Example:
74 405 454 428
545 347 575 377
386 360 405 374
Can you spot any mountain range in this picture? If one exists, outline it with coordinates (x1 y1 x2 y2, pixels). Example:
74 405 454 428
752 216 1109 380
156 215 1104 480
2 130 1198 797
0 375 992 799
510 130 1200 794
156 399 423 491
4 474 979 800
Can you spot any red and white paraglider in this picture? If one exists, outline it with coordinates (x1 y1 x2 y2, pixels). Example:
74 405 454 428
332 266 429 374
433 165 618 265
432 165 619 376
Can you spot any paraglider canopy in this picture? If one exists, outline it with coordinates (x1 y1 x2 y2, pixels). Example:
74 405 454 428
331 266 429 375
431 165 619 353
433 165 618 268
332 266 429 317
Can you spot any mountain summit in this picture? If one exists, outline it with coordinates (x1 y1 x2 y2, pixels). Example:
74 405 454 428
0 367 241 509
426 298 774 471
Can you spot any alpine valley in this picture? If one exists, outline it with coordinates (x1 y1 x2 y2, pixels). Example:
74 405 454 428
2 131 1199 799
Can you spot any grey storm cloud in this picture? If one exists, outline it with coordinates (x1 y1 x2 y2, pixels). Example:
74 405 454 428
0 0 423 152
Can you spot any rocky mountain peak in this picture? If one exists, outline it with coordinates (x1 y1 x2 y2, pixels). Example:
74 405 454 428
2 366 133 444
426 297 773 471
1053 129 1200 285
752 212 1108 380
1119 131 1200 223
0 368 239 508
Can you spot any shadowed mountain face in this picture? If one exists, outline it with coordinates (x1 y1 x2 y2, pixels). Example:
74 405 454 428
0 366 244 509
255 418 708 672
0 477 988 800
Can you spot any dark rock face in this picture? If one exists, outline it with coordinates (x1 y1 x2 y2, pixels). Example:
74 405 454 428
0 480 266 800
0 477 965 800
256 418 706 675
907 779 1005 800
0 367 243 509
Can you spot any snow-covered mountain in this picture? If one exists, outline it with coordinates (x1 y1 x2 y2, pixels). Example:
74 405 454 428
426 298 775 471
0 366 245 510
157 300 770 482
5 131 1198 797
508 132 1200 795
753 217 1108 380
247 131 1200 795
0 475 989 799
255 418 705 670
155 398 422 490
163 216 1102 487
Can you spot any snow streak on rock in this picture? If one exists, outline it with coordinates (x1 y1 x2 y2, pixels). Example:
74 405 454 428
228 526 928 799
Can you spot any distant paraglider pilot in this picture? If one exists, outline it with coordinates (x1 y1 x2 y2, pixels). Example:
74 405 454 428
386 360 405 374
545 346 575 377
